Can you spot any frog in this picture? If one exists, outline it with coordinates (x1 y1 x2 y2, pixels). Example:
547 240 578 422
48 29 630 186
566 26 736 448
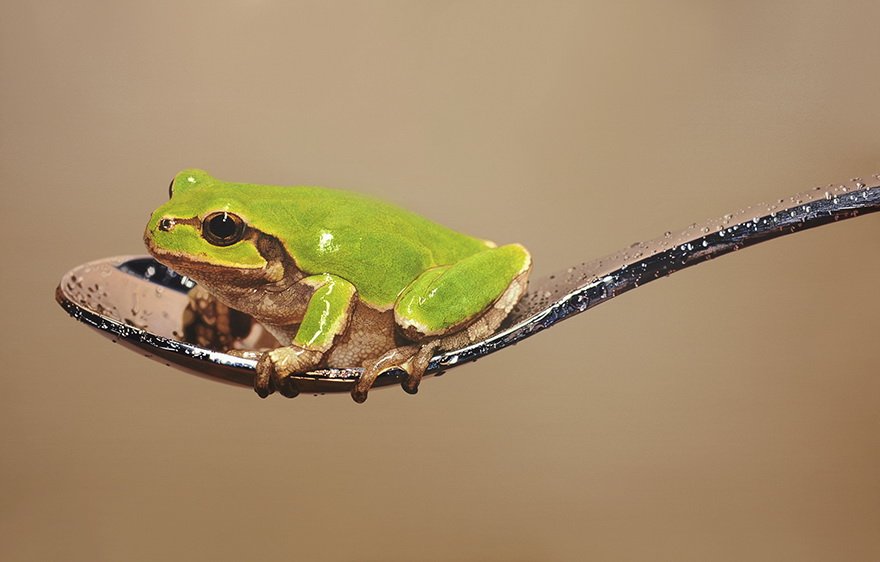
144 169 531 403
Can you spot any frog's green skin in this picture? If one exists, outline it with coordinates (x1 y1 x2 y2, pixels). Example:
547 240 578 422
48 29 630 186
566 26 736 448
144 169 531 402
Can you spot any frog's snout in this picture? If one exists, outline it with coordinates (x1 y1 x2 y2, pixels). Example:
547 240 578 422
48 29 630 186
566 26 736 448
143 213 166 252
144 214 179 245
143 222 157 252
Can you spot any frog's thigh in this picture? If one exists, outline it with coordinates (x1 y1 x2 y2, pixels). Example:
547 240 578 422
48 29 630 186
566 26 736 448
394 243 531 340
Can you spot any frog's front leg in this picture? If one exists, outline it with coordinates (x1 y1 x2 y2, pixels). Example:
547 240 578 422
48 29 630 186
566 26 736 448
254 275 357 398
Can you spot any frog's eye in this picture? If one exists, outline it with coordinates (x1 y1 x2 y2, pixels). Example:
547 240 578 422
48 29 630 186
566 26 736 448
202 212 246 247
168 178 175 199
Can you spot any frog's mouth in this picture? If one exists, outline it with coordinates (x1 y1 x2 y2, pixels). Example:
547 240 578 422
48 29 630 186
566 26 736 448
143 221 293 289
144 246 279 295
144 222 261 267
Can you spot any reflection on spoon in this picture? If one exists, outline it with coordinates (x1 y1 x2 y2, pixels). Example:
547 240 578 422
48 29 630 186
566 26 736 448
56 175 880 395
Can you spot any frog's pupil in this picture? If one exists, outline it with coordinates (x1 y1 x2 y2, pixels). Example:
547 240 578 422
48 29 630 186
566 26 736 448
202 212 245 246
209 214 238 239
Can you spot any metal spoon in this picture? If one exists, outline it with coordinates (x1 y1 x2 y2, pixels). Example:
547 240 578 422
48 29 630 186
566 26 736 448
56 174 880 395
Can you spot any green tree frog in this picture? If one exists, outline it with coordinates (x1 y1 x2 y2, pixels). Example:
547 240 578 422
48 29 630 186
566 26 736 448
144 170 531 402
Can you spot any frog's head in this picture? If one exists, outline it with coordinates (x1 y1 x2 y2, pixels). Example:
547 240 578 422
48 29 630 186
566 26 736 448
144 169 286 288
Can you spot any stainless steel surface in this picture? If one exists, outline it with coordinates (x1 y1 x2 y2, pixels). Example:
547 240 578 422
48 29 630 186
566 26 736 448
56 174 880 395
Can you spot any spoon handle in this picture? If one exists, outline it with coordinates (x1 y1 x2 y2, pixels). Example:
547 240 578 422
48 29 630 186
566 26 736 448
435 174 880 370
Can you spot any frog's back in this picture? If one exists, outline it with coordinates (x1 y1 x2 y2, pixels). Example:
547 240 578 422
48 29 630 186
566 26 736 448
236 183 492 307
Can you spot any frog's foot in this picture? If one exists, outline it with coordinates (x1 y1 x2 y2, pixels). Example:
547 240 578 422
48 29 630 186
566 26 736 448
352 343 436 404
352 346 416 404
254 347 322 399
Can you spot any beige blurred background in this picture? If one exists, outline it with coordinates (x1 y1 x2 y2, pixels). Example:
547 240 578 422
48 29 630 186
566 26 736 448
2 1 878 561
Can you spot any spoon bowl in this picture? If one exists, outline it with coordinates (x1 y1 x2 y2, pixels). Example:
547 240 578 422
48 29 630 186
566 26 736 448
56 174 880 395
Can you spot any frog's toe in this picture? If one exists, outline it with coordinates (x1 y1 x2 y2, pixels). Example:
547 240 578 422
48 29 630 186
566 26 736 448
399 343 436 396
271 367 300 399
262 347 324 399
254 350 300 398
351 363 385 403
401 365 421 394
401 380 419 395
254 353 275 398
351 386 369 404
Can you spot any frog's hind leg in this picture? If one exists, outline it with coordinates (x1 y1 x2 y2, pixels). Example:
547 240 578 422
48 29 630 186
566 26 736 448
396 242 530 337
350 243 531 402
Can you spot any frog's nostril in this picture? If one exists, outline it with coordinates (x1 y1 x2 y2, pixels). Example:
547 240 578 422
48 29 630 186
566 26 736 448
158 218 175 232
